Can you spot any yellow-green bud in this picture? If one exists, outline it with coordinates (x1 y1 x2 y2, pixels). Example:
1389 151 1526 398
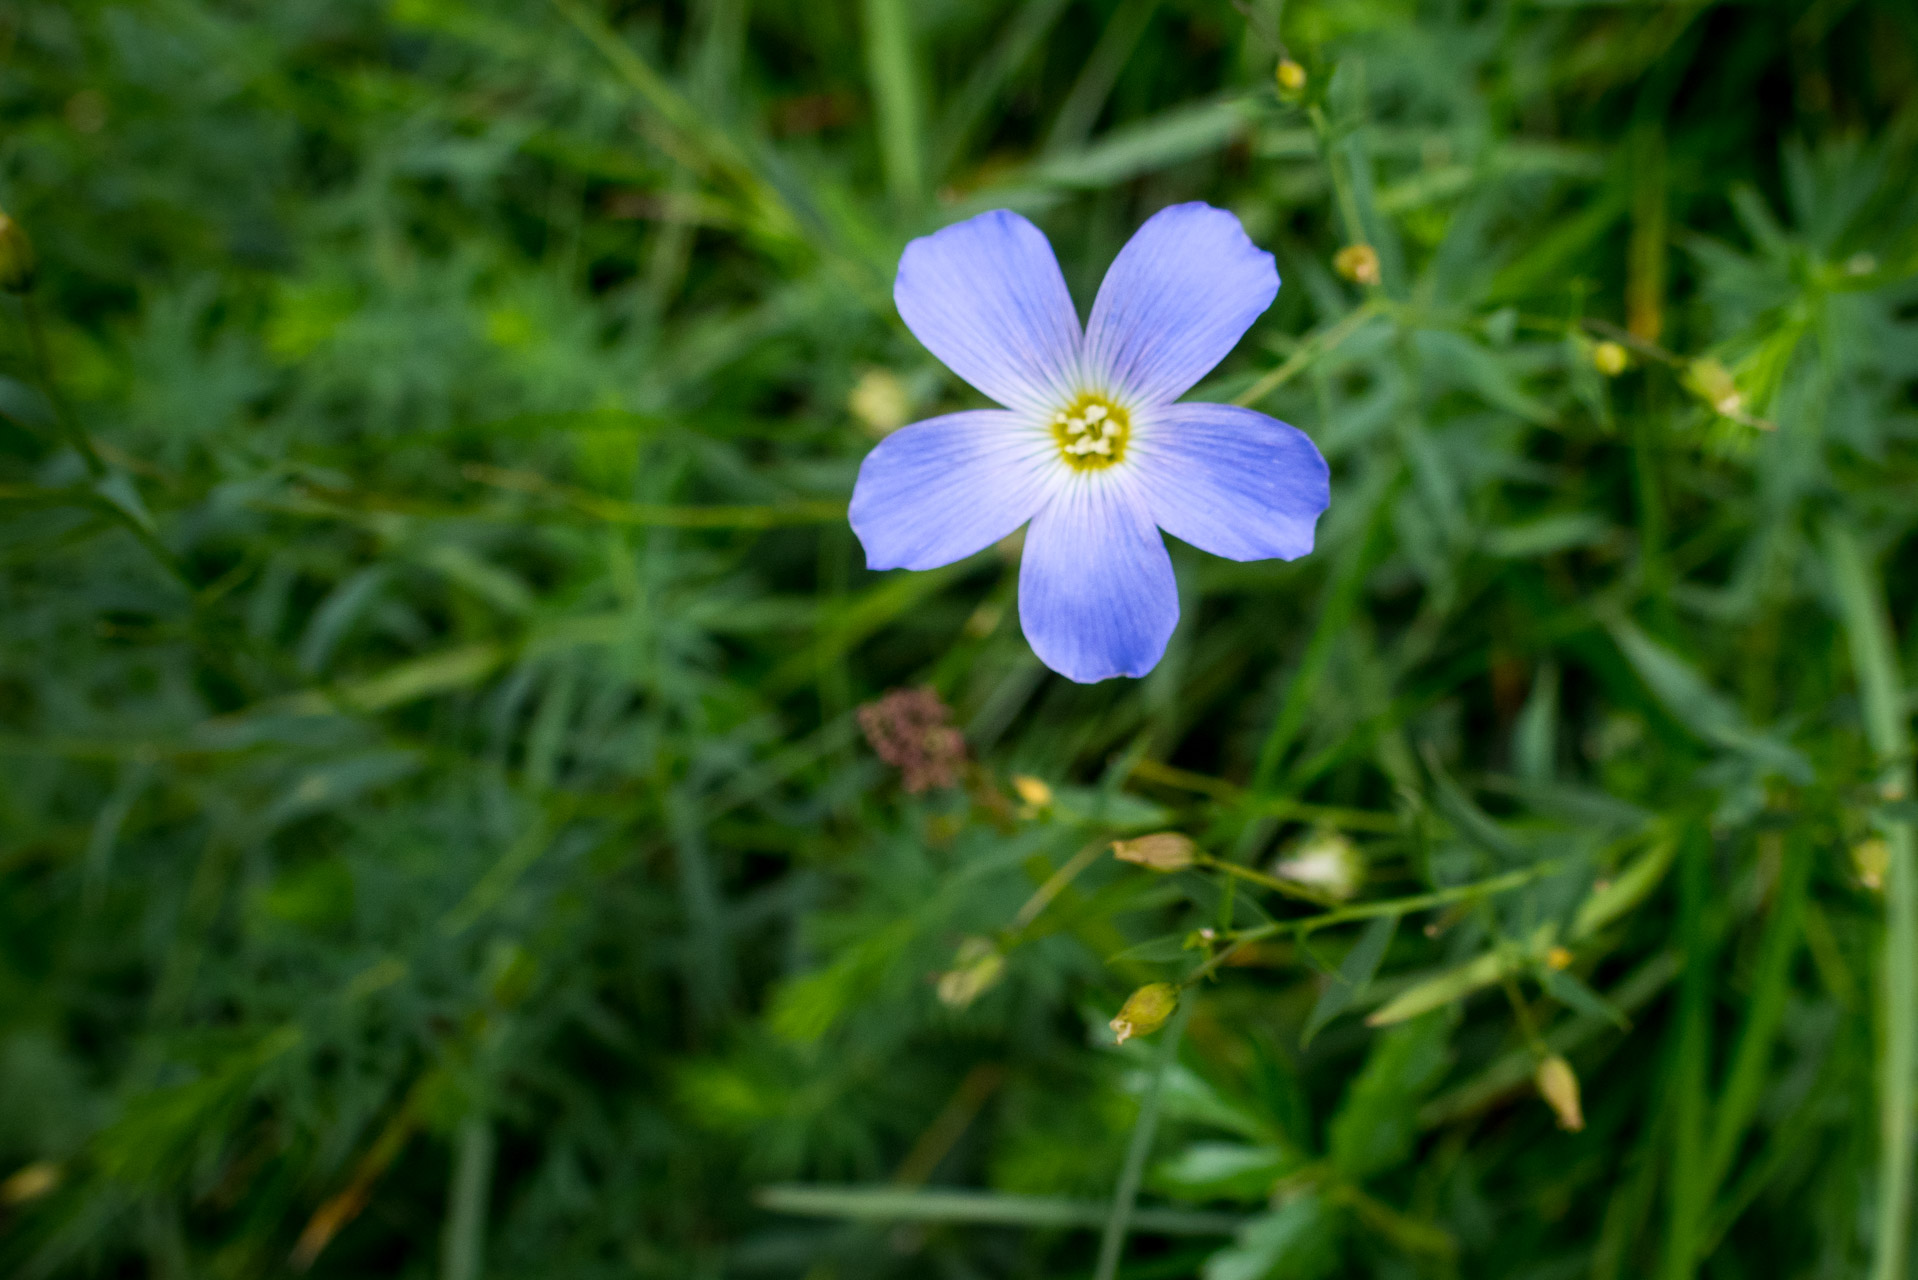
1111 832 1198 872
936 936 1006 1009
1535 1055 1584 1131
849 367 911 437
1110 982 1178 1043
1686 357 1743 417
1592 340 1628 377
1854 837 1890 892
1334 243 1380 287
0 1161 61 1205
1275 60 1307 94
0 210 36 294
1010 774 1054 808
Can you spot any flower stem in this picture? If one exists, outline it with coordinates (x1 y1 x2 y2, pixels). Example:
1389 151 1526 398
1182 861 1561 988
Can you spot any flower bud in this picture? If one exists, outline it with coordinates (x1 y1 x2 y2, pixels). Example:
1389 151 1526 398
936 936 1005 1009
1273 828 1363 900
0 1161 61 1205
0 210 37 294
1545 946 1574 971
1854 837 1890 892
1535 1055 1584 1131
1010 774 1054 808
1110 983 1178 1043
1686 358 1743 417
1592 341 1628 377
1111 832 1198 872
849 368 911 437
1275 60 1308 94
1334 244 1380 287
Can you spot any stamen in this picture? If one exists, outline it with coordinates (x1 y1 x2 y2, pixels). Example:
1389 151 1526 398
1049 392 1130 471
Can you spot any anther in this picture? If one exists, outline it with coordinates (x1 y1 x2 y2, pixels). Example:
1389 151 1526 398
1050 392 1129 470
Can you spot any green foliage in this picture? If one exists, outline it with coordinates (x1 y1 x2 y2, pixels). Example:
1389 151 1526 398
2 0 1917 1278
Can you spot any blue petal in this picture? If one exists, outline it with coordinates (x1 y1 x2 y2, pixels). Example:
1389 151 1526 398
1018 478 1177 682
894 210 1084 414
1082 203 1278 407
1134 403 1329 561
850 410 1063 571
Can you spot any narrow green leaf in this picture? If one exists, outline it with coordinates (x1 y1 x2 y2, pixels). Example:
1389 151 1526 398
1539 966 1629 1030
1302 914 1397 1047
1826 523 1918 1280
861 0 925 205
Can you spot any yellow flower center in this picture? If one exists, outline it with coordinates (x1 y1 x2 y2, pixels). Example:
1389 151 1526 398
1051 393 1129 471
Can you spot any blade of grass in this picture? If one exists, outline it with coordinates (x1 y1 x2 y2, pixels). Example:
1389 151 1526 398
440 1116 494 1280
1247 469 1395 798
1827 522 1918 1280
931 0 1071 180
1042 0 1160 154
862 0 925 207
1701 830 1811 1203
1660 826 1710 1280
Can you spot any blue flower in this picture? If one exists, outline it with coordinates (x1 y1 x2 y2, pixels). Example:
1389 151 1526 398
849 203 1330 683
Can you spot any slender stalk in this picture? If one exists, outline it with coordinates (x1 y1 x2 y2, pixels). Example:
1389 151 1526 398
1094 995 1193 1280
1231 299 1386 410
441 1116 495 1280
1183 861 1560 986
1200 855 1340 908
1661 828 1709 1280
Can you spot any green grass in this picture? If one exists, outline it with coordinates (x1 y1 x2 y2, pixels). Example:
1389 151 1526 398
2 1 1917 1277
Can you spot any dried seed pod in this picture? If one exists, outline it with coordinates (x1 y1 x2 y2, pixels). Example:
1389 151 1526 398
1111 832 1198 872
1535 1055 1584 1131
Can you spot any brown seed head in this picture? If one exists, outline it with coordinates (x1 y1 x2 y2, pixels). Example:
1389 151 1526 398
858 687 966 792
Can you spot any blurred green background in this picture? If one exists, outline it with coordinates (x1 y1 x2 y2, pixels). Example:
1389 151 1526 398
3 1 1918 1277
